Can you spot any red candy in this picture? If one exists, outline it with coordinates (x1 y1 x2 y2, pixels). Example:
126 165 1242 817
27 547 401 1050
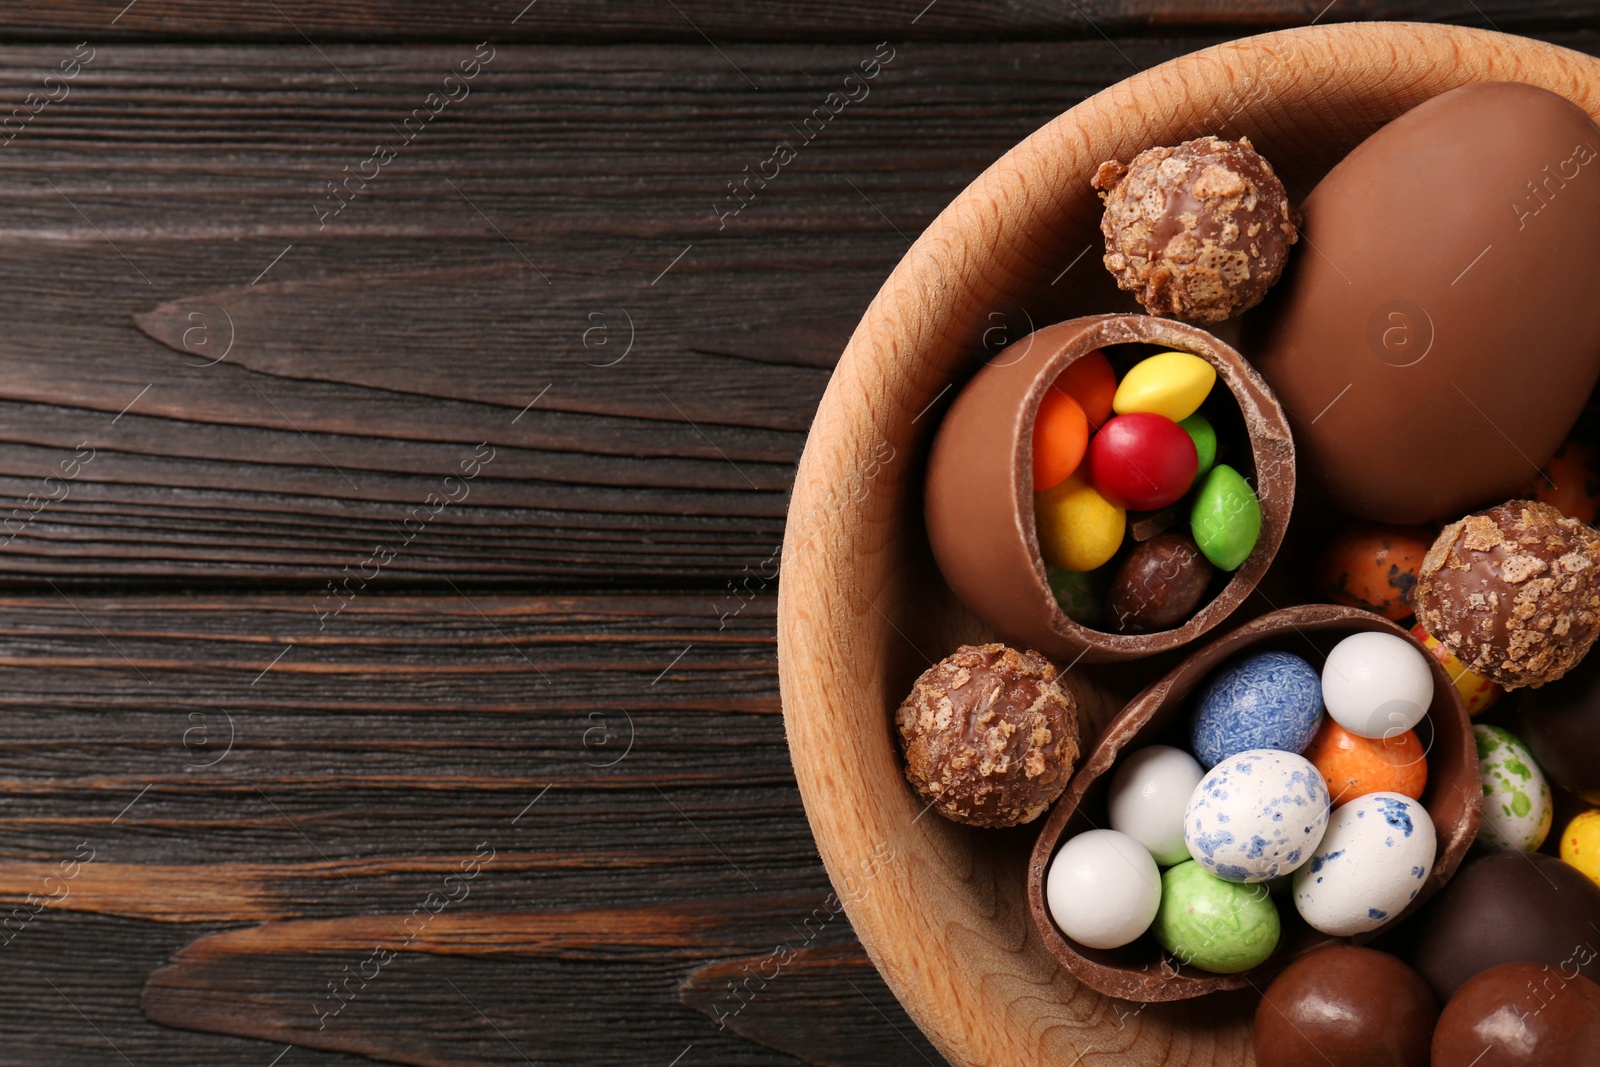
1085 412 1198 511
1055 349 1116 429
1032 387 1090 490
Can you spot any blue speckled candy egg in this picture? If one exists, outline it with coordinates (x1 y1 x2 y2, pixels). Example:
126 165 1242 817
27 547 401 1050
1183 749 1330 882
1190 651 1323 768
1292 791 1436 937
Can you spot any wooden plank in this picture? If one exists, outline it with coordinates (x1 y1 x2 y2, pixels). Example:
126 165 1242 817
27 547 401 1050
0 2 1591 43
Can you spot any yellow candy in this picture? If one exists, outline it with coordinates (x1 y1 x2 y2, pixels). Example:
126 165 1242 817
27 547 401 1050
1560 809 1600 888
1036 474 1125 572
1410 623 1502 716
1112 351 1216 422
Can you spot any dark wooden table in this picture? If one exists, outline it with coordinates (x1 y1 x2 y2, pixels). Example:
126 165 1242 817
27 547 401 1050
0 4 1595 1064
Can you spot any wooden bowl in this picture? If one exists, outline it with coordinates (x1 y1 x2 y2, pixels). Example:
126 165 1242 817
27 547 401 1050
1025 605 1481 1002
777 24 1600 1067
924 313 1294 663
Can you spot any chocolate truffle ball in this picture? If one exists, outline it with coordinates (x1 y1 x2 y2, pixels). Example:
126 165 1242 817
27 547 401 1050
1413 500 1600 689
895 643 1079 827
1408 851 1600 1001
1519 648 1600 803
1092 135 1299 323
1253 945 1438 1067
1432 962 1600 1067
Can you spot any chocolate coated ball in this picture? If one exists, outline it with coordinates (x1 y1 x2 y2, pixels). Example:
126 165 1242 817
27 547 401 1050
895 644 1079 827
1106 532 1213 633
1092 135 1299 323
1413 500 1600 689
1432 962 1600 1067
1408 851 1600 1001
1253 945 1437 1067
1519 648 1600 803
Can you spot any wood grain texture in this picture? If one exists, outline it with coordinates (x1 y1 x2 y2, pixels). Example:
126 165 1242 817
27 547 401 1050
778 21 1600 1067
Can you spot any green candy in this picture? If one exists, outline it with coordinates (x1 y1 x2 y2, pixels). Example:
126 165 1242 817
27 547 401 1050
1153 861 1280 974
1048 566 1107 625
1189 463 1261 571
1178 413 1217 477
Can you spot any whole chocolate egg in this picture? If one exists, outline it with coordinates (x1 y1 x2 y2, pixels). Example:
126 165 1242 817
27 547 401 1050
1254 945 1438 1067
1519 648 1600 803
1407 850 1600 1001
1254 82 1600 524
1432 962 1600 1067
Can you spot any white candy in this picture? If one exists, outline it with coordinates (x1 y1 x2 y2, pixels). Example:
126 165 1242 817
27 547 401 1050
1046 829 1162 949
1108 745 1205 866
1321 631 1433 739
1293 791 1435 937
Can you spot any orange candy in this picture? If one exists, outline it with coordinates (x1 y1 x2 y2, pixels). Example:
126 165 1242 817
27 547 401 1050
1312 522 1433 621
1303 717 1427 807
1521 439 1600 524
1032 388 1090 490
1055 349 1116 429
1410 622 1502 716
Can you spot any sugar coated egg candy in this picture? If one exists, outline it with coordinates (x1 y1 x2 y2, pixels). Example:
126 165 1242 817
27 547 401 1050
1112 350 1216 422
1520 438 1600 524
1185 749 1330 882
1473 724 1552 852
1108 745 1205 866
1085 412 1197 511
1293 791 1435 937
1303 717 1427 807
1031 387 1089 491
1321 631 1433 739
1152 860 1280 974
1313 522 1431 621
1560 809 1600 888
1045 828 1161 949
1190 651 1323 768
1410 623 1501 716
1054 348 1116 429
1035 474 1124 572
1178 412 1216 477
1189 464 1261 571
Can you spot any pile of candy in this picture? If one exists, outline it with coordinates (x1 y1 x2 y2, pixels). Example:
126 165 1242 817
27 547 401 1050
1033 348 1262 634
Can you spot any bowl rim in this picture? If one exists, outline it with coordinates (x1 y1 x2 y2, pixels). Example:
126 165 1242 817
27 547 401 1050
778 22 1600 1067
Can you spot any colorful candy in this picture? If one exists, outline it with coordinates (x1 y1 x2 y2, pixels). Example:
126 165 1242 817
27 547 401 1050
1112 350 1216 422
1035 474 1124 572
1190 651 1323 767
1320 631 1433 739
1313 522 1432 621
1031 387 1089 490
1054 348 1116 429
1293 791 1436 937
1410 623 1501 716
1108 745 1205 866
1047 566 1105 625
1559 809 1600 888
1045 829 1161 949
1085 412 1197 511
1152 860 1280 974
1178 412 1216 477
1189 464 1261 570
1185 749 1330 882
1521 438 1600 524
1304 717 1427 807
1105 533 1213 633
1473 724 1552 853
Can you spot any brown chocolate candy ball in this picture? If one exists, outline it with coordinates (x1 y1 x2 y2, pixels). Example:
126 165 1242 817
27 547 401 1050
1106 532 1213 633
1408 851 1600 1002
1253 945 1438 1067
1520 649 1600 802
895 643 1078 827
1432 962 1600 1067
1092 135 1299 323
1413 500 1600 689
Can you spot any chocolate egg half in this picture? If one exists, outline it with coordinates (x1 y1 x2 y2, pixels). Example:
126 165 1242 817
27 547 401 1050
1255 82 1600 524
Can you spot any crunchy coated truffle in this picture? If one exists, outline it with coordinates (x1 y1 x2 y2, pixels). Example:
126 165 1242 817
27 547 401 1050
895 643 1079 827
1092 135 1299 323
1414 500 1600 689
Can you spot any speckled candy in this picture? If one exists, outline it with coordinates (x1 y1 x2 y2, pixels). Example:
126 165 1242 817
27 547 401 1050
1314 523 1432 621
1411 622 1501 716
1152 860 1281 974
1035 473 1125 572
1190 463 1261 571
1474 724 1552 852
1293 791 1436 937
1112 350 1216 422
1560 809 1600 888
1190 651 1323 768
1184 749 1330 882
